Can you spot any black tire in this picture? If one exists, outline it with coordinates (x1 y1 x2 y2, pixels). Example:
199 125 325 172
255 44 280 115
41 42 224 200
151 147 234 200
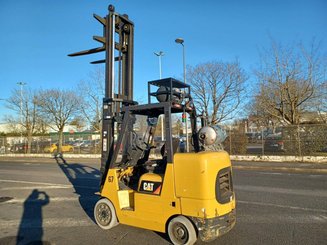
94 198 118 230
167 216 197 245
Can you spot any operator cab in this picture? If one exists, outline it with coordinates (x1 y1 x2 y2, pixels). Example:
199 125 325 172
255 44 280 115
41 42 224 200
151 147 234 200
109 102 197 191
103 78 199 192
105 77 227 195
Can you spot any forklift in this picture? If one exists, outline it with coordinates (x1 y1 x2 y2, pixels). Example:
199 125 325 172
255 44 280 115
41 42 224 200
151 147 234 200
69 5 235 244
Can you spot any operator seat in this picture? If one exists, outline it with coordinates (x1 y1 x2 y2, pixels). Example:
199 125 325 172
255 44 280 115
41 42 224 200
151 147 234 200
145 138 180 173
143 144 166 173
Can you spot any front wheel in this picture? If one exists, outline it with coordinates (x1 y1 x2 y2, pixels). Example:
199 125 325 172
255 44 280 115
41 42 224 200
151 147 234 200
167 216 197 245
94 198 118 230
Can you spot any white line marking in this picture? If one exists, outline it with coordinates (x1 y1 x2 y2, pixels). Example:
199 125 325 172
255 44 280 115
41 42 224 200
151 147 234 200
233 165 327 174
238 213 327 224
3 196 97 204
257 172 283 175
0 218 94 229
235 184 327 197
1 186 72 190
257 172 326 177
238 200 327 213
309 175 325 178
0 179 98 190
0 179 71 187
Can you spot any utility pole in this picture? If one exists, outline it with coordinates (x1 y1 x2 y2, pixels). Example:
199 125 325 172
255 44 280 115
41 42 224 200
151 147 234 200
154 51 165 141
17 82 26 143
175 37 189 152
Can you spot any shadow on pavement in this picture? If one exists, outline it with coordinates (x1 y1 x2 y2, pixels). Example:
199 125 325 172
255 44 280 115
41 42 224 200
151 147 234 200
16 189 50 245
54 154 100 222
154 231 171 244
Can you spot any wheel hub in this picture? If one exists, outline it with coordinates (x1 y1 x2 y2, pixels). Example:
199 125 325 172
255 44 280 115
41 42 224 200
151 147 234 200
96 203 112 226
172 222 188 243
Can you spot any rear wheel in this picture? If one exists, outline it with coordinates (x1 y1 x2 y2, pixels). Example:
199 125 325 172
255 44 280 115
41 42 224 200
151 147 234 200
94 198 118 230
167 216 197 245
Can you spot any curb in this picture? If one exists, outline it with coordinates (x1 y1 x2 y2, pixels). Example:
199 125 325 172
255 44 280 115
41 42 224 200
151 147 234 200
230 155 327 163
233 165 327 174
1 154 327 163
0 153 101 159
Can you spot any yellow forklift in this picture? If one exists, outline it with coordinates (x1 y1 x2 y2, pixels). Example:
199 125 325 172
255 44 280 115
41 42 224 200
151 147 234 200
69 5 235 244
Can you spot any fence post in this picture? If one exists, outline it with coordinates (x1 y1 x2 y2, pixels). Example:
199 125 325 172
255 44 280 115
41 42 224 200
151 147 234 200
297 124 302 157
261 127 264 156
229 125 232 155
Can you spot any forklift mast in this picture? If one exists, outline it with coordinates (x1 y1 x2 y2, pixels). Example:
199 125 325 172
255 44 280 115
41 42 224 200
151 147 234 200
68 5 136 188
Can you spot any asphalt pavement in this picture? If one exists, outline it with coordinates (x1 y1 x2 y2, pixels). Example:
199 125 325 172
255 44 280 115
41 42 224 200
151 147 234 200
0 157 326 245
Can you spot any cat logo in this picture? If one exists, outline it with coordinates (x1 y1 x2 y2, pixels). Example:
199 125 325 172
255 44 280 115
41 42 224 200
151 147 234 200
143 182 154 191
140 181 162 195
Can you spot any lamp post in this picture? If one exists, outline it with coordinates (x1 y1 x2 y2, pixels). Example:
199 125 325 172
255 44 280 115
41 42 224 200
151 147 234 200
175 37 189 152
17 82 26 143
175 38 186 83
154 51 164 79
154 51 165 141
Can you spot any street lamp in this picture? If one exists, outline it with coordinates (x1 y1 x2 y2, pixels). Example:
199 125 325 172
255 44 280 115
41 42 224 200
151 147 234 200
154 51 165 140
175 38 186 83
17 82 26 143
175 37 188 152
154 51 164 79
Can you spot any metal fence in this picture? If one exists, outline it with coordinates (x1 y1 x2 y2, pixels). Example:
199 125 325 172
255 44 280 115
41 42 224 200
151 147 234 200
1 124 326 156
224 123 327 157
0 133 101 155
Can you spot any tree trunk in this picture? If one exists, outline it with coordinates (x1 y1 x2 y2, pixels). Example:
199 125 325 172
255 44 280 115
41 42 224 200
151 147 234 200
27 130 33 154
58 129 63 153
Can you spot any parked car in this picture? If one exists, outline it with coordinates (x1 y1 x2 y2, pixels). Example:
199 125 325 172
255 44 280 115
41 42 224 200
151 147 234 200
73 140 84 147
10 141 51 153
0 146 5 154
80 140 92 148
264 133 284 152
44 143 74 153
10 143 28 153
246 132 263 143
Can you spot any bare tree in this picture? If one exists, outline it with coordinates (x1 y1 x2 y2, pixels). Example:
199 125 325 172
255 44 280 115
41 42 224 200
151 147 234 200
247 105 278 129
315 80 327 123
5 88 39 153
253 40 326 125
77 68 104 132
187 60 248 125
70 116 87 132
36 89 81 153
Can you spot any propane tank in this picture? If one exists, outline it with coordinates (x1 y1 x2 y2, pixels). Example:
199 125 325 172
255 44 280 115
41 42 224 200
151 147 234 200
198 125 227 151
156 86 182 103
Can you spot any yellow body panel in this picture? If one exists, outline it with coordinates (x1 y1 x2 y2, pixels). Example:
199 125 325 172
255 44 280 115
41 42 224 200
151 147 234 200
101 164 181 232
174 151 235 218
100 150 235 233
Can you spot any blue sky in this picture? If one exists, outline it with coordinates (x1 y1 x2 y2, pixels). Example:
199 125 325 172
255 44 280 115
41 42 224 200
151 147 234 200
0 0 326 122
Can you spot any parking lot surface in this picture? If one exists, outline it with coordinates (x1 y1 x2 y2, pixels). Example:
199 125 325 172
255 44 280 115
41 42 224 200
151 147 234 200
0 158 326 244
